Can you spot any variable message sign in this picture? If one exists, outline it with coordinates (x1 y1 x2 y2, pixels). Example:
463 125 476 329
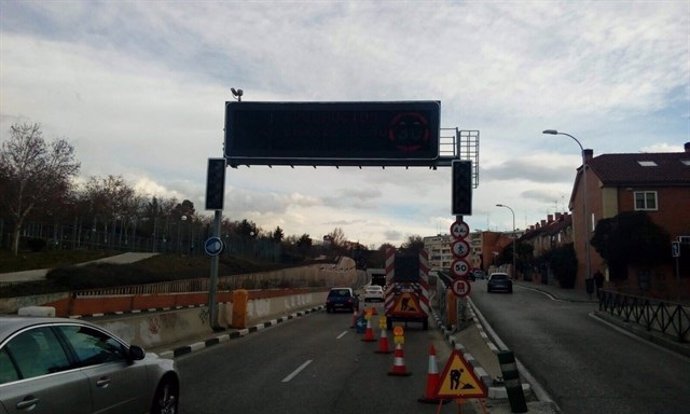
224 101 440 167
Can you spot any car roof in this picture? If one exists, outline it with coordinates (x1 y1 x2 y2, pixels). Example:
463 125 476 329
0 316 98 340
489 273 509 277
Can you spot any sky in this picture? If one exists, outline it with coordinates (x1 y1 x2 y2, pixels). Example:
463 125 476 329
1 0 688 249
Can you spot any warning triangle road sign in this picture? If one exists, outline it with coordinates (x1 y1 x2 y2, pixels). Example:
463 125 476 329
392 293 420 314
435 350 487 399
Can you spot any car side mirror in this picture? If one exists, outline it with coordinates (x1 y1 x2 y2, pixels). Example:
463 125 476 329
128 345 146 362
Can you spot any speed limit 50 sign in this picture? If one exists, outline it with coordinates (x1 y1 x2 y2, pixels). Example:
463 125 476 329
451 259 471 278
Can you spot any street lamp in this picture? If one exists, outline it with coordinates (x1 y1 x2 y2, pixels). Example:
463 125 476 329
543 129 592 286
496 203 517 279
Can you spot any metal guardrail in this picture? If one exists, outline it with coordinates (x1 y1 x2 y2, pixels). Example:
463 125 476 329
599 289 690 342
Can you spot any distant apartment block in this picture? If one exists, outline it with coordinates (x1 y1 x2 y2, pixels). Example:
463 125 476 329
423 235 453 271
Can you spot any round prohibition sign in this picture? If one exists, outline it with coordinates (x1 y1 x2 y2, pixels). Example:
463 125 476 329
452 239 470 258
450 220 470 240
451 279 471 297
451 259 471 278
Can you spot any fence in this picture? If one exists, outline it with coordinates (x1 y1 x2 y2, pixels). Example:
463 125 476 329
73 262 361 297
1 218 283 262
599 289 690 342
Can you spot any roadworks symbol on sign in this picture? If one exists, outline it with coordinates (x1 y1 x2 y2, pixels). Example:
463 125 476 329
435 350 487 399
392 293 420 314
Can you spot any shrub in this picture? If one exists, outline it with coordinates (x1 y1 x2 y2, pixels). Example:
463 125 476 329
26 238 47 252
45 263 158 290
545 243 578 289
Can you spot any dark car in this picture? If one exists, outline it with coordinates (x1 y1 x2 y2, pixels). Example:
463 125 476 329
0 315 179 414
472 269 486 280
487 272 513 293
325 287 359 313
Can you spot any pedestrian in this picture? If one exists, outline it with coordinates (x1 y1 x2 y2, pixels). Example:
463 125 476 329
594 270 604 298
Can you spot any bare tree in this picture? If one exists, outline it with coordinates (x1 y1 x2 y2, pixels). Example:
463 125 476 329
81 175 135 247
401 234 425 254
328 227 347 247
0 122 80 255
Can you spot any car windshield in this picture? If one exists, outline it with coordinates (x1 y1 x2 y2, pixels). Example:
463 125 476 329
491 274 509 280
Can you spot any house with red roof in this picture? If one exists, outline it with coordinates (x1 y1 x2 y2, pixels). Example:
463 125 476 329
569 142 690 297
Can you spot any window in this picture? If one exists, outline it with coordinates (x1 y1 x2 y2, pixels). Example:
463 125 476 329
0 348 19 384
3 327 71 381
634 191 657 211
637 160 657 167
58 326 127 367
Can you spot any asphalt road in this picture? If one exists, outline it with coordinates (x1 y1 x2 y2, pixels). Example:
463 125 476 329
175 303 481 414
470 280 690 414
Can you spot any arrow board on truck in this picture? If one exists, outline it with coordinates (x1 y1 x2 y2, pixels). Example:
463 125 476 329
435 349 487 399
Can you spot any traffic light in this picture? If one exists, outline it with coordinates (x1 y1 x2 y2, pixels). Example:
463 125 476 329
205 158 226 211
452 160 472 216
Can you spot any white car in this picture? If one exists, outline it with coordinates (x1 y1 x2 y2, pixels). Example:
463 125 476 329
363 285 385 302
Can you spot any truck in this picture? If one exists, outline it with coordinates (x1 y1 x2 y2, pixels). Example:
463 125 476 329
384 248 430 330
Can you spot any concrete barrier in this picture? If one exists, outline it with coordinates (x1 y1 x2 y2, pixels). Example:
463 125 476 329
92 289 329 350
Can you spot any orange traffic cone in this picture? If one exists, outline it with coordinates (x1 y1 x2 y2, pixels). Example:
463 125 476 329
374 327 392 354
350 308 358 329
387 343 412 376
418 345 449 404
362 318 376 342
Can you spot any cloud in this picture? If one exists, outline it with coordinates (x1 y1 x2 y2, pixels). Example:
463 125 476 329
1 1 688 247
640 143 686 153
482 153 580 184
383 230 403 242
132 177 185 200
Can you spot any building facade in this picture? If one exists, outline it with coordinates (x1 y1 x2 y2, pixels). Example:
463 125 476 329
423 235 453 272
569 142 690 295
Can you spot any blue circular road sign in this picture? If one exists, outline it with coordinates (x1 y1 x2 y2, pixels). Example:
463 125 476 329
204 236 224 256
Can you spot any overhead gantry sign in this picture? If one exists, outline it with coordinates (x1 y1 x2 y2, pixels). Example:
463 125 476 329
224 101 442 168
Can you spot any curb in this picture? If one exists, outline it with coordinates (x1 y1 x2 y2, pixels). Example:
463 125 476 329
157 306 324 359
432 303 539 402
431 308 494 390
465 300 534 399
515 283 597 304
69 303 210 319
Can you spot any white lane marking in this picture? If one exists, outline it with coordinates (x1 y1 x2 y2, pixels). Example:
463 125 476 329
281 359 313 383
468 297 560 411
588 312 690 362
515 285 564 302
336 331 348 339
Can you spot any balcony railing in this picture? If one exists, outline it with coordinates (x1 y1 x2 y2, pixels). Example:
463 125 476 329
599 289 690 343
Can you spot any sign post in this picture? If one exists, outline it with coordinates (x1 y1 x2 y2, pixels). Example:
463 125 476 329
672 241 681 287
450 216 471 322
207 210 223 331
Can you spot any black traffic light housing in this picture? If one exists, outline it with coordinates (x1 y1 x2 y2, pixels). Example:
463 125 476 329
205 158 226 211
452 160 472 216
